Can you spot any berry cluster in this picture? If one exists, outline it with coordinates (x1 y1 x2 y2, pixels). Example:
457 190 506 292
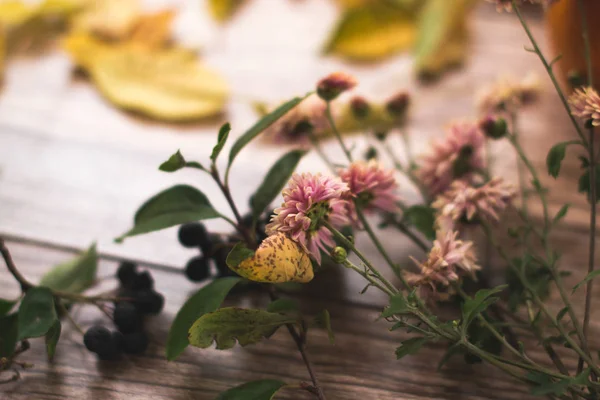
83 262 164 359
178 211 271 283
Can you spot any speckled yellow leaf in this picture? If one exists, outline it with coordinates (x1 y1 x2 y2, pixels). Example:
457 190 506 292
128 9 175 48
207 0 246 23
323 1 417 62
71 0 140 39
230 233 314 283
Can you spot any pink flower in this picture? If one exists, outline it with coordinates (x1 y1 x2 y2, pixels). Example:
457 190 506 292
338 160 401 214
416 120 486 196
432 177 516 229
476 73 540 114
262 94 329 146
266 173 351 265
405 231 480 300
317 72 357 101
569 86 600 126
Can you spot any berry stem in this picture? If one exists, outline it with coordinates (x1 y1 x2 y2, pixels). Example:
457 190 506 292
0 238 33 292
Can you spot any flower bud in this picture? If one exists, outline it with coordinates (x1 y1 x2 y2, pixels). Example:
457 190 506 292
479 115 507 139
350 96 370 119
316 72 357 102
385 92 410 117
331 246 348 264
374 131 388 141
364 146 377 160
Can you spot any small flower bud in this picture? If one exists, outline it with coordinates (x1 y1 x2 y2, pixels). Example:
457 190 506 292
350 96 370 119
364 146 377 160
316 72 357 102
479 116 507 139
385 92 410 117
374 131 388 141
331 246 348 264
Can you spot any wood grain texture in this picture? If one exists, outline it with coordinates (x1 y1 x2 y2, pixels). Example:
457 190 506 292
0 0 597 399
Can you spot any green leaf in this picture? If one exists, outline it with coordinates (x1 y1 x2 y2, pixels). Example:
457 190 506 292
188 307 296 350
166 277 241 361
546 142 568 178
381 294 410 318
552 204 570 225
437 342 462 370
573 269 600 293
211 123 231 162
461 285 507 331
0 313 19 358
18 287 57 340
266 299 298 314
314 309 335 344
404 205 435 240
45 320 61 361
578 165 600 203
0 298 17 317
395 337 429 359
116 185 221 241
556 307 569 322
216 379 287 400
159 150 206 173
322 2 416 62
39 243 97 294
228 95 309 168
251 150 306 219
226 242 255 269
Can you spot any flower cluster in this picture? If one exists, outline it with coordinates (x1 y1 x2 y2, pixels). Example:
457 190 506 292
569 86 600 126
417 120 487 196
476 73 540 115
405 231 481 300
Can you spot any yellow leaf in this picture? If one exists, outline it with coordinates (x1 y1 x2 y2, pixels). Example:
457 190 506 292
232 233 314 283
71 0 141 40
37 0 86 17
63 33 228 121
0 1 36 28
323 1 417 62
413 0 476 78
0 28 6 82
128 9 175 48
207 0 247 23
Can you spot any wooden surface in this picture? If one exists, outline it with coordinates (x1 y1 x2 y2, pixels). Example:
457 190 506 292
1 1 598 399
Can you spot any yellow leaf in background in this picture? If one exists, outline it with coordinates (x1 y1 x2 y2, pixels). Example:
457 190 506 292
63 33 229 121
413 0 476 79
37 0 85 17
207 0 247 23
232 233 314 283
0 1 35 28
71 0 140 39
323 1 417 62
0 28 6 82
128 10 175 48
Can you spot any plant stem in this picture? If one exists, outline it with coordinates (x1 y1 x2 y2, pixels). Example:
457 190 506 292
512 1 588 146
325 102 353 162
379 137 429 202
0 238 33 292
511 113 530 222
308 131 336 174
390 219 429 252
342 258 395 297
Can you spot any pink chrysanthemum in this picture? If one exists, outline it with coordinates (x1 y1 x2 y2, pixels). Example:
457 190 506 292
405 231 480 300
432 177 516 230
476 73 540 114
569 87 600 126
338 160 401 214
416 120 487 196
266 173 351 265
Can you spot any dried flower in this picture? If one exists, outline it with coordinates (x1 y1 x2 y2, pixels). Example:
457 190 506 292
385 92 410 118
417 120 487 196
350 96 370 119
405 231 480 300
476 73 540 114
339 160 401 214
262 94 329 145
266 173 351 265
479 115 508 139
569 86 600 126
432 177 516 230
317 72 357 101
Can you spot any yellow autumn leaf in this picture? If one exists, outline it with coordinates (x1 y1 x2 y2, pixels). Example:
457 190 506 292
207 0 247 23
63 33 228 121
413 0 476 78
231 233 314 283
0 28 6 82
0 1 35 28
71 0 140 40
128 9 175 48
323 1 417 62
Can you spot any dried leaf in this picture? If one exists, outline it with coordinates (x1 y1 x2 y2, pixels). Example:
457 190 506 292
71 0 141 40
63 33 229 121
227 233 314 283
323 1 416 62
208 0 247 23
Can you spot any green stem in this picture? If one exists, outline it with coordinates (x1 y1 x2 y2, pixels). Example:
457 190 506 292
325 101 353 162
380 137 429 202
511 114 530 223
341 258 395 297
392 220 429 252
308 131 336 174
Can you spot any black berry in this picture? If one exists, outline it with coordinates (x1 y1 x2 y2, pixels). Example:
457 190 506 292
135 290 164 315
201 233 222 255
97 332 122 360
178 223 209 248
114 302 143 334
131 271 154 291
83 326 111 353
117 262 137 287
121 331 149 354
213 246 230 275
184 256 211 282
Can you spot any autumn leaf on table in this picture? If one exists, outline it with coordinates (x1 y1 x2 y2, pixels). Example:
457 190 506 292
207 0 247 23
63 33 229 121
